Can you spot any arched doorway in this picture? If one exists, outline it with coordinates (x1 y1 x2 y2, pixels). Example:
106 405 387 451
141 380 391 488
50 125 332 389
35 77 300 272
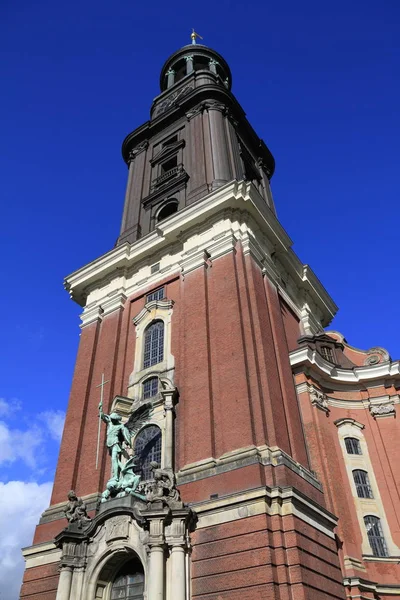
94 550 145 600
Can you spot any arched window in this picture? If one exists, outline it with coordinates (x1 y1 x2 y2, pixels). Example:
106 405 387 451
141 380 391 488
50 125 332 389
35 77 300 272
143 377 158 400
157 200 178 223
143 321 164 368
134 425 162 480
364 516 389 557
353 470 373 498
111 559 144 599
345 437 362 455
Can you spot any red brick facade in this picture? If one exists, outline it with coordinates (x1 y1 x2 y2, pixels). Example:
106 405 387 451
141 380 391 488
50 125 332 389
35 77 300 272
20 41 400 600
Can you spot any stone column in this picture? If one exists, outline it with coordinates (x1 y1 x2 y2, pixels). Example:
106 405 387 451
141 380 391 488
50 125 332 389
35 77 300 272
70 566 85 599
207 102 232 188
142 509 169 600
209 59 218 74
169 545 186 600
56 566 73 600
148 544 165 600
184 55 194 74
166 68 175 88
165 510 195 600
161 388 177 470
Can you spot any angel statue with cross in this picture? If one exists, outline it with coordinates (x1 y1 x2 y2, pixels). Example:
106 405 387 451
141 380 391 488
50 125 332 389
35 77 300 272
99 400 152 502
99 402 132 480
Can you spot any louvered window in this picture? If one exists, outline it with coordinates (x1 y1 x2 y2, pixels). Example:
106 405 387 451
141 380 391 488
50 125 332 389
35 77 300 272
143 321 164 368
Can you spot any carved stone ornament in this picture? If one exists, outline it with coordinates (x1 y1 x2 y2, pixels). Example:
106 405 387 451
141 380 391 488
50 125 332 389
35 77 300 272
145 462 183 509
364 346 390 366
59 539 87 569
105 515 130 542
64 490 91 529
128 141 149 163
185 102 205 120
204 100 226 113
310 387 330 413
369 402 396 418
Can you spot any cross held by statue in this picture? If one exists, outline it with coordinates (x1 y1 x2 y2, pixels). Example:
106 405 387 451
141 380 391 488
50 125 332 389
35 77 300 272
95 373 110 470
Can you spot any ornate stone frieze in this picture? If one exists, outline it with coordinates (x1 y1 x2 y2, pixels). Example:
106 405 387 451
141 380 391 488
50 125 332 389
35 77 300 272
369 401 396 418
154 85 193 117
310 387 330 413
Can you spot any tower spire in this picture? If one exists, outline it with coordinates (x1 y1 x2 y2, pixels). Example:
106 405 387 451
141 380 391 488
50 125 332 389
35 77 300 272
190 28 203 44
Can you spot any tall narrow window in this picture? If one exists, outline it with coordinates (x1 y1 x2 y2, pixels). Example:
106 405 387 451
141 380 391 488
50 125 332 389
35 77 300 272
345 437 362 455
353 470 374 498
134 425 162 480
143 377 158 400
143 321 164 368
111 560 144 600
364 516 389 557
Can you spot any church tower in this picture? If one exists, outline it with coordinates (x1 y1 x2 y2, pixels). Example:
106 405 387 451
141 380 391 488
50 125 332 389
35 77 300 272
20 38 353 600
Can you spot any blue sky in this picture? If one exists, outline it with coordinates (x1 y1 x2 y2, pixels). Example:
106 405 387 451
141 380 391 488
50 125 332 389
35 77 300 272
1 0 399 597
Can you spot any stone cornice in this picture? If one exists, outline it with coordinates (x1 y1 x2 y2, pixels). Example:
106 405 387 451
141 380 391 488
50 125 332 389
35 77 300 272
192 484 338 539
290 346 400 385
65 182 337 330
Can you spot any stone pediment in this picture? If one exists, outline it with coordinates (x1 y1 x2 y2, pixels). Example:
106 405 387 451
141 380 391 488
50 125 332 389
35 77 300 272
150 139 185 166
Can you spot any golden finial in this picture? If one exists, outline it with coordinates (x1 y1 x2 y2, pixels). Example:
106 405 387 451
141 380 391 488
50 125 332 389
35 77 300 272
191 29 203 45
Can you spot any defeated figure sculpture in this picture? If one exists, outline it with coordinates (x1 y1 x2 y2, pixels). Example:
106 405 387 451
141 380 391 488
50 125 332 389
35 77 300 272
64 490 91 528
145 461 182 507
101 456 146 503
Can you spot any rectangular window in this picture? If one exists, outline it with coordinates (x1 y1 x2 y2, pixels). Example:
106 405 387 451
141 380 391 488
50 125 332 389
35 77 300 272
162 135 178 148
364 516 389 557
345 437 362 455
146 288 165 303
353 470 374 499
161 156 178 174
143 377 159 399
321 346 335 363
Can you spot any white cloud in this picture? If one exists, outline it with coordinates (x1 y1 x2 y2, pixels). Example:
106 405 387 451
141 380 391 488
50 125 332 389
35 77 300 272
0 420 44 469
38 410 66 441
0 480 52 600
0 398 22 418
